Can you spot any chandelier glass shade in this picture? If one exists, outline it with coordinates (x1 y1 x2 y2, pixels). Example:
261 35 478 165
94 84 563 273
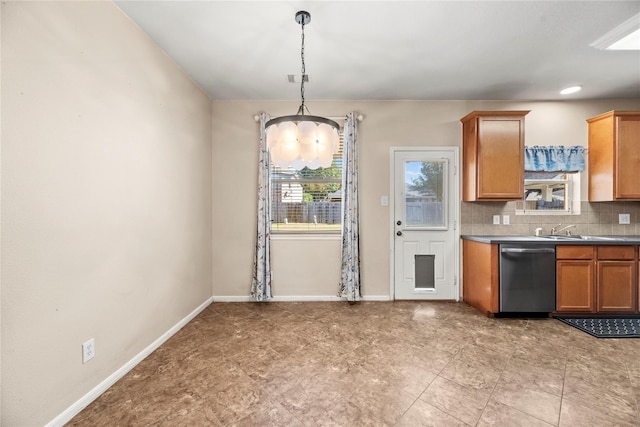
265 11 340 170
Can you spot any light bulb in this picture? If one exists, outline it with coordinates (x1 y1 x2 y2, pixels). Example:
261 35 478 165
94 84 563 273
297 121 317 146
299 138 318 161
277 122 300 162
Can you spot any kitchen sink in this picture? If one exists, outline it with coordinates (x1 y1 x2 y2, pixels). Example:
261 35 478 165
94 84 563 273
577 235 627 241
539 235 626 242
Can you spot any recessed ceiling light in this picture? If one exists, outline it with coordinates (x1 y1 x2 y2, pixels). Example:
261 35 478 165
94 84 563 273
560 86 582 95
591 13 640 51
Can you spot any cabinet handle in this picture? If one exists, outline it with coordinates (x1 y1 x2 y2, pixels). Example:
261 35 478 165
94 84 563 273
501 248 555 254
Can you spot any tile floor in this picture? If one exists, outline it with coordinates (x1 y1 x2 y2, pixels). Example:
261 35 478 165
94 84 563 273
69 301 640 426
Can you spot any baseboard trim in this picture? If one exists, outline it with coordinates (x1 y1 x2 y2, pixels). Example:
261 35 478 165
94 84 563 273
213 295 392 302
46 296 215 427
360 295 392 301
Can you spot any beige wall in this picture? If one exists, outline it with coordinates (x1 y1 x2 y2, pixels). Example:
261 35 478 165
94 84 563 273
212 99 640 299
2 1 639 423
1 2 212 425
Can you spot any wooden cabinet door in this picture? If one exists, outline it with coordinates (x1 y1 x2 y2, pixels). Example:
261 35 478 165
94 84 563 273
462 240 499 316
616 115 640 199
477 117 524 199
597 261 637 312
588 111 640 201
556 260 595 312
461 111 528 201
588 113 615 201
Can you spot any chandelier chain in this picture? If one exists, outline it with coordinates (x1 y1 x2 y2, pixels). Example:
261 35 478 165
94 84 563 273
300 19 306 114
263 10 341 170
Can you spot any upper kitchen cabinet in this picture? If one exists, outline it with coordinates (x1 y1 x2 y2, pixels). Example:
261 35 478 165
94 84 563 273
587 111 640 201
461 111 530 201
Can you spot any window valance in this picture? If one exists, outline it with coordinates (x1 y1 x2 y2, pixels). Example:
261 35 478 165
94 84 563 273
524 146 585 172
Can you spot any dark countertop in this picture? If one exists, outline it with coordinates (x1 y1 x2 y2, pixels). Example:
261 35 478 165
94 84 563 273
461 235 640 245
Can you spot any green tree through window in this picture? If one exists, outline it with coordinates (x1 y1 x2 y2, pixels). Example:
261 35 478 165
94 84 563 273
409 161 444 201
298 164 341 201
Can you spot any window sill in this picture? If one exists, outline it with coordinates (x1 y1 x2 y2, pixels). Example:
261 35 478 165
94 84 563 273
271 233 341 241
516 210 576 216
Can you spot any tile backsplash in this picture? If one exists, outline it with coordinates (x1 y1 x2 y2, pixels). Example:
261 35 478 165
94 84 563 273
461 201 639 236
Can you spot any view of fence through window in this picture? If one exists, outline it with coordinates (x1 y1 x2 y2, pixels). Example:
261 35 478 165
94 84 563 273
405 160 446 228
271 151 343 233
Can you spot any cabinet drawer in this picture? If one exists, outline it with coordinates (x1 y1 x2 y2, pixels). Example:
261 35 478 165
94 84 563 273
597 246 636 260
556 245 594 260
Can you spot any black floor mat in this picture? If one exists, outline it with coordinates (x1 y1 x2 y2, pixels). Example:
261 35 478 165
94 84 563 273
556 317 640 338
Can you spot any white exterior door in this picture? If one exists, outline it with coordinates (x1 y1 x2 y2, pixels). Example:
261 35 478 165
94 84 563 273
392 148 459 300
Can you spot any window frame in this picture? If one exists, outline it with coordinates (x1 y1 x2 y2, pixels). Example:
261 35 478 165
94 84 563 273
516 172 581 215
269 126 344 234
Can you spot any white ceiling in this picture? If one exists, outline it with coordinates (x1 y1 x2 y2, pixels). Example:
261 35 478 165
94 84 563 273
115 1 640 101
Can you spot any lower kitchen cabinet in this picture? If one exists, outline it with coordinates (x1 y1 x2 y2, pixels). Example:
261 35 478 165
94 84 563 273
462 239 499 316
597 246 637 312
556 245 638 313
557 259 595 312
463 239 640 316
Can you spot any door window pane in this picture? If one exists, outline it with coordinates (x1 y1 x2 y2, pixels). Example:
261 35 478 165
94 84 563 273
404 160 446 228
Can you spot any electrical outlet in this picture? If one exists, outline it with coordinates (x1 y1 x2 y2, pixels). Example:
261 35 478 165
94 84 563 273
380 195 388 206
503 215 510 225
82 338 95 364
493 215 500 225
619 213 631 224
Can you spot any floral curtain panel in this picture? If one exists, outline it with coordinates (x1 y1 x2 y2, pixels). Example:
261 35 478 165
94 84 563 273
338 112 361 302
524 146 585 172
250 113 272 301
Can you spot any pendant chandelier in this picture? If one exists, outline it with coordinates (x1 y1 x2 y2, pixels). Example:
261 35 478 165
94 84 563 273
265 11 340 170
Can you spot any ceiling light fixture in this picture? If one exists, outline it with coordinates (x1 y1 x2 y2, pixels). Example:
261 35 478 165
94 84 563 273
265 11 340 170
560 86 582 95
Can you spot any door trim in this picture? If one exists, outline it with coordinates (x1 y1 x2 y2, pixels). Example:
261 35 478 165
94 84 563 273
389 146 461 301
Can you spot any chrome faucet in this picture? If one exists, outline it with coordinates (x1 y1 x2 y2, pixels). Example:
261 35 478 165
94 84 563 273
555 224 577 236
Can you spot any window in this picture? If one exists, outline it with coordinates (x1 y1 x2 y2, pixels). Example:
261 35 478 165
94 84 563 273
270 133 343 233
516 172 581 215
404 160 446 228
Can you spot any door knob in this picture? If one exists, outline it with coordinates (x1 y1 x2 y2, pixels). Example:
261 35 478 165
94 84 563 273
396 220 402 226
396 231 403 236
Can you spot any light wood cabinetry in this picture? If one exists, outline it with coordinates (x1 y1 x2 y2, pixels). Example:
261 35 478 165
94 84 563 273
596 246 637 312
461 111 529 201
463 239 639 316
462 240 499 316
587 110 640 201
556 246 596 312
556 245 638 313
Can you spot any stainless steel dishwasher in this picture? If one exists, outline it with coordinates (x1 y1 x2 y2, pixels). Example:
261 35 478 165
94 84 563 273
499 244 556 312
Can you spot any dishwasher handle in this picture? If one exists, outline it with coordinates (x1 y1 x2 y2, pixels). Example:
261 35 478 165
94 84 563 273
501 247 555 254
